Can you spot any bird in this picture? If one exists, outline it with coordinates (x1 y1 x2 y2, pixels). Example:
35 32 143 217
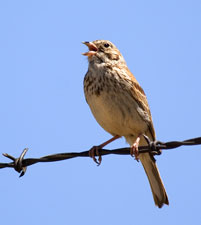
82 40 169 208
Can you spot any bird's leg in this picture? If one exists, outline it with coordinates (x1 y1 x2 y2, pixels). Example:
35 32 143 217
89 135 120 165
130 136 141 162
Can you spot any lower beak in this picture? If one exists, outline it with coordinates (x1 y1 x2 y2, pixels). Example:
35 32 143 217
82 41 98 56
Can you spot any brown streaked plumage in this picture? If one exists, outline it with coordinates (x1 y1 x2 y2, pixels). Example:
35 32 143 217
83 40 169 208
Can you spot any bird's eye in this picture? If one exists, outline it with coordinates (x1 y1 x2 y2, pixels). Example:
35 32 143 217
104 43 110 48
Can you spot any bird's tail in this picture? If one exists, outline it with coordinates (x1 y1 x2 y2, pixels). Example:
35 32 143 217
139 152 169 208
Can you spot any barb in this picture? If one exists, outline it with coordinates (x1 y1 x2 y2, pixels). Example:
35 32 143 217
0 136 201 177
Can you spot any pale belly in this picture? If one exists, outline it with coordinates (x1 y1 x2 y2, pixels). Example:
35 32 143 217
86 90 148 138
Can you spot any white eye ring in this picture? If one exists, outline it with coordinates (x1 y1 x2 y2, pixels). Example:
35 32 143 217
104 43 110 48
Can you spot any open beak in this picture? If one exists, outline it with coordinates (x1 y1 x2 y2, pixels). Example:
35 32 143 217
82 41 98 57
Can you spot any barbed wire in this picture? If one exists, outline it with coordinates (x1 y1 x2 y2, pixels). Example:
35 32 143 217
0 135 201 177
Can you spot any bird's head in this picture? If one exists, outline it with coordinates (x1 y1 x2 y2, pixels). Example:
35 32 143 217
82 40 125 65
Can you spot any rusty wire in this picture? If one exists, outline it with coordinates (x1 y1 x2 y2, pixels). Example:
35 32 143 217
0 135 201 177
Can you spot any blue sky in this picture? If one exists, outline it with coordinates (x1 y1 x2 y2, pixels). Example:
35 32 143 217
0 0 201 224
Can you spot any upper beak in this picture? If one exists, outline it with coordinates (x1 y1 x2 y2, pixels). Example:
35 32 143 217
82 41 98 57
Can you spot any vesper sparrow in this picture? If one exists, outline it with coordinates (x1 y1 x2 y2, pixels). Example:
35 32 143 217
83 40 169 208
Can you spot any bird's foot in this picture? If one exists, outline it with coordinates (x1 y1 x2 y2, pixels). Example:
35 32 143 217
88 135 120 166
130 137 141 161
89 145 102 166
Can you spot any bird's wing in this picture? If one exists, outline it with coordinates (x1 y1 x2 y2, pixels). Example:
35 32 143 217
124 68 156 140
